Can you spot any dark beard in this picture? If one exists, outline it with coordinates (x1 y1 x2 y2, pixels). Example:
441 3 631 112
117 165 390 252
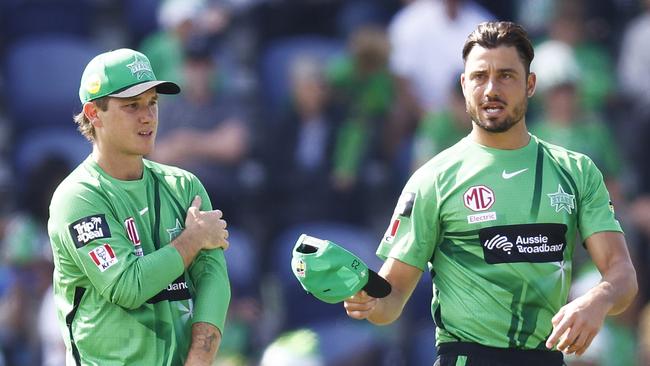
467 98 527 133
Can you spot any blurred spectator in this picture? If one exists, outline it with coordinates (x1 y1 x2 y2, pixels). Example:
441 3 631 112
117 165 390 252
530 40 623 203
0 156 70 366
388 0 493 115
385 0 492 165
618 0 650 109
150 35 251 225
327 25 394 190
262 55 347 234
411 78 470 171
140 0 231 85
540 0 616 114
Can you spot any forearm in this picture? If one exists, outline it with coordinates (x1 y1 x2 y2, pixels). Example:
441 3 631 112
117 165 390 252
185 322 222 366
367 289 410 325
367 259 419 325
171 230 202 268
107 245 184 309
590 260 638 315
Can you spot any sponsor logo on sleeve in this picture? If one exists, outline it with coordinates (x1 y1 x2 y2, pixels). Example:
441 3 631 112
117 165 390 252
147 275 191 303
124 217 143 257
395 192 416 217
88 243 118 272
479 223 567 264
69 214 112 248
463 185 495 212
384 218 401 243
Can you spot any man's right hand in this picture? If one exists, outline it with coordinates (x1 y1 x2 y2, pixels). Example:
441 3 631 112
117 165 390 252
173 196 229 268
184 195 229 251
344 290 378 320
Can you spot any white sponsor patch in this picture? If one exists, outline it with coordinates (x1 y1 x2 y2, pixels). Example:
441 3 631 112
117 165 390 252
467 211 497 224
88 244 118 272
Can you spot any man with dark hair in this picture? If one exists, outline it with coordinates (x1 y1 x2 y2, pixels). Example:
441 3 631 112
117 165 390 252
344 21 637 365
49 48 231 365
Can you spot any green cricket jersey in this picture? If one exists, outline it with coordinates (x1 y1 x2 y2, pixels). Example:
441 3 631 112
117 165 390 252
48 157 230 366
378 134 621 350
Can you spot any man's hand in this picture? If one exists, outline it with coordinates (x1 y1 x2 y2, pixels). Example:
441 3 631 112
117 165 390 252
545 292 610 355
184 195 229 251
344 291 378 320
173 196 229 268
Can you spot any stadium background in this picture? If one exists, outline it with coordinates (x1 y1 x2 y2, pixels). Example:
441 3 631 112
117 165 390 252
0 0 649 365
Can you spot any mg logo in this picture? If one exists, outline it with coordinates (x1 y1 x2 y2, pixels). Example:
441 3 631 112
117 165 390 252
463 185 495 212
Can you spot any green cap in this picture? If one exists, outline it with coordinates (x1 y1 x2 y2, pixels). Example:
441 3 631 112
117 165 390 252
79 48 180 104
291 234 391 304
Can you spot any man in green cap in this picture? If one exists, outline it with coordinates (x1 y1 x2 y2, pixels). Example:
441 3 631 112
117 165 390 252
344 21 637 365
48 48 231 365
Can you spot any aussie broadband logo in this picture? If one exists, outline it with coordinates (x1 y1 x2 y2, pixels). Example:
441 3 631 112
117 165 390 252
479 223 567 264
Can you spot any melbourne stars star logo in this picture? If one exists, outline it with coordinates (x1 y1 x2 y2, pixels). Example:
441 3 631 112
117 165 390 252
547 184 575 214
166 219 184 241
126 54 154 80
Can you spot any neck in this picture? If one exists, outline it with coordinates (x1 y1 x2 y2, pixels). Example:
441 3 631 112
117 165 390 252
470 120 530 150
92 145 144 180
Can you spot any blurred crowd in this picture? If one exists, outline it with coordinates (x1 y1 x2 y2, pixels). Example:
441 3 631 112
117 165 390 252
0 0 649 365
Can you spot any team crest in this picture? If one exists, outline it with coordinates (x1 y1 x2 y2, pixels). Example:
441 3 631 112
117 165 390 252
547 185 575 214
127 54 154 80
166 219 184 241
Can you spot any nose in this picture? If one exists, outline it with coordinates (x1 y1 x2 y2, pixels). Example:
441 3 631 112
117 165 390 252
140 105 156 124
484 76 500 98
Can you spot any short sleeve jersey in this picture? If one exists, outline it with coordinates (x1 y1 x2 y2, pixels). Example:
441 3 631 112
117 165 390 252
48 157 230 366
377 135 621 349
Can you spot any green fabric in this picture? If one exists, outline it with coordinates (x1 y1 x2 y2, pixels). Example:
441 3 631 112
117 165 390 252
530 118 621 177
292 234 370 304
377 135 621 349
48 157 230 365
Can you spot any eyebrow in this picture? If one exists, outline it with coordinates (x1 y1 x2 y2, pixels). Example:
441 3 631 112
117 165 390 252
469 68 520 76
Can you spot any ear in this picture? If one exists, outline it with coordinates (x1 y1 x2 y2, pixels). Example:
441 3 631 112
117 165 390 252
526 72 537 98
460 73 466 96
83 102 103 128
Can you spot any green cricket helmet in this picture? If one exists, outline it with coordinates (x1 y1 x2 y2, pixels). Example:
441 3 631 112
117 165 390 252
291 234 391 304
